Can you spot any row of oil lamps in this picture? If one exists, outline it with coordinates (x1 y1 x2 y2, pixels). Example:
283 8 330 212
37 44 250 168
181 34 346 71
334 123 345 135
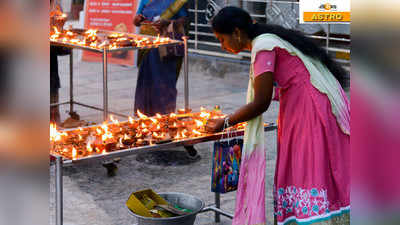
50 108 246 160
49 26 173 50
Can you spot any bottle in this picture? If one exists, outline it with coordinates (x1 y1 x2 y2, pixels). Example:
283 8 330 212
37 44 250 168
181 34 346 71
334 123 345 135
213 105 222 117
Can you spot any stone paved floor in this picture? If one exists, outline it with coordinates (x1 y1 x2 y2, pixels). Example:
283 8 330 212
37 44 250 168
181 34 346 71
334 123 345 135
50 50 280 225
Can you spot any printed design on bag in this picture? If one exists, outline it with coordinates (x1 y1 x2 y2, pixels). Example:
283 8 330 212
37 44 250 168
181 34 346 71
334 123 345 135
211 139 243 193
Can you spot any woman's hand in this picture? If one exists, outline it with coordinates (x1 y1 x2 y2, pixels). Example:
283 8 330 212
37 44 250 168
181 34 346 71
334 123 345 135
205 118 225 133
133 14 145 27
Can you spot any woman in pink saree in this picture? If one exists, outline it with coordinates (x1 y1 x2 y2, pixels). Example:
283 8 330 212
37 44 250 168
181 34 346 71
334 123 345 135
206 7 350 225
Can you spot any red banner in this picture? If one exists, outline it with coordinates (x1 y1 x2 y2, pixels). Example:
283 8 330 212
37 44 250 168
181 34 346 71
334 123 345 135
83 0 137 66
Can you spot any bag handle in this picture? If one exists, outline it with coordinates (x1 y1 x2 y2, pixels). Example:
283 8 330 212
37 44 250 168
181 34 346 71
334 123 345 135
220 116 236 144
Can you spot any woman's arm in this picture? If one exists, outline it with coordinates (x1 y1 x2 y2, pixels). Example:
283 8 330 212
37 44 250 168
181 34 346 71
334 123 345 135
206 71 274 132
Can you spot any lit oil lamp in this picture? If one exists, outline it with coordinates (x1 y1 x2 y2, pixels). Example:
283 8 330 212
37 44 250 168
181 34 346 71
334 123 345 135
122 133 135 146
181 129 190 138
177 108 192 114
86 142 93 153
194 119 204 127
142 128 151 136
65 30 77 39
192 129 202 136
72 147 78 160
116 137 125 149
174 132 181 140
84 29 98 46
135 138 149 146
149 123 162 132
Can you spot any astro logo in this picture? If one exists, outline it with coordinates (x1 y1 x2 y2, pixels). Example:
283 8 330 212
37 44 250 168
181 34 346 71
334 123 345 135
319 3 337 11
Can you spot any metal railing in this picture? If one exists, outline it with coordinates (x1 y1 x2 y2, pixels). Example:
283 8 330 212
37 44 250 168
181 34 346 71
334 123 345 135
188 0 351 71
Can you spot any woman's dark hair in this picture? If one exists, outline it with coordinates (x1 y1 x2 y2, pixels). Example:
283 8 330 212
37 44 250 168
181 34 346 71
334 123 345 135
212 6 347 87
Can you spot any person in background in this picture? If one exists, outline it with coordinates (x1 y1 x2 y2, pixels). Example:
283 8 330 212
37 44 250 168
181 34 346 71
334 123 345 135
206 7 350 225
50 0 70 124
133 0 199 160
133 0 188 116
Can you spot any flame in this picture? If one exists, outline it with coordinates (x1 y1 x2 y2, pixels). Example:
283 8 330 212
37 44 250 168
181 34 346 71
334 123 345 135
96 128 102 135
175 132 181 139
182 129 188 138
156 113 162 119
50 35 58 41
90 42 98 48
212 115 224 119
78 134 83 141
102 132 113 141
86 142 93 153
110 115 119 125
200 106 206 112
109 42 118 50
129 116 134 124
78 127 83 131
195 120 203 127
169 113 176 118
72 147 77 159
109 33 123 38
136 132 142 138
173 122 177 127
152 132 160 138
149 118 157 124
141 123 146 129
101 123 108 132
53 26 60 34
118 137 124 147
102 149 107 155
192 129 202 135
124 134 130 140
137 110 148 119
50 123 61 141
50 123 56 140
156 124 161 130
181 132 187 138
134 39 144 47
70 39 80 44
200 111 211 119
54 135 61 142
85 29 97 36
